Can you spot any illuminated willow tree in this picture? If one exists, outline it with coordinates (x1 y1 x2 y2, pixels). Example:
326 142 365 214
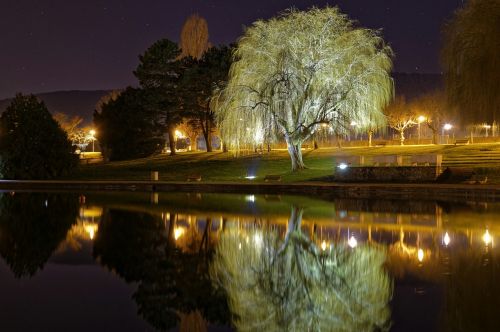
214 7 393 171
210 206 392 331
442 0 500 124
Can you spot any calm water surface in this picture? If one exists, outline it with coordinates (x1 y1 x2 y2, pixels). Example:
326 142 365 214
0 191 499 331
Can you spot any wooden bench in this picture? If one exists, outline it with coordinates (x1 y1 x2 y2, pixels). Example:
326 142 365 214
454 138 470 145
264 174 282 182
186 174 202 182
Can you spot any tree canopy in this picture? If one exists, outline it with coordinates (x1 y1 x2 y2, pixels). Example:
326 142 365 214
442 0 500 124
180 14 210 60
93 87 165 161
0 94 77 179
134 39 188 155
182 45 232 152
214 7 393 171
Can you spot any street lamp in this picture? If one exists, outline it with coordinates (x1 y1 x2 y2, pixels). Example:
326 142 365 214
442 123 452 144
417 116 426 144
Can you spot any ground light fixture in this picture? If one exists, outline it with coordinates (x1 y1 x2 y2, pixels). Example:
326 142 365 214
338 163 348 170
245 175 257 180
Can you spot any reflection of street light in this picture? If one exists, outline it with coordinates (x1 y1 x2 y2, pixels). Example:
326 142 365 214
484 124 492 137
442 123 452 144
443 232 451 246
483 230 492 246
417 248 424 262
417 116 426 144
348 235 357 248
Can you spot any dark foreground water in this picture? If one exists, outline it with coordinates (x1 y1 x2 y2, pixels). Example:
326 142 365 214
0 191 499 332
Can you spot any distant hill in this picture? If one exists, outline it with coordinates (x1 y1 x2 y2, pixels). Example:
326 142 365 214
0 73 443 124
0 90 111 125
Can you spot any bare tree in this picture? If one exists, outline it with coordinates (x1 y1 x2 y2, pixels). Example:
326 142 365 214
214 7 393 171
410 91 449 144
180 14 210 60
442 0 500 124
385 96 416 145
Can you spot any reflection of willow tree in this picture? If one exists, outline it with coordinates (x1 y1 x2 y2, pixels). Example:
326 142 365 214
93 210 228 331
210 206 392 331
440 249 500 332
0 193 78 278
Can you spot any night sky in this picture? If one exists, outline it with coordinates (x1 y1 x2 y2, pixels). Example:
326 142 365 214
1 0 464 99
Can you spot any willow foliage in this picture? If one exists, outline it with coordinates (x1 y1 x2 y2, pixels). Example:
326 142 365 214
442 0 500 123
211 229 392 331
214 7 393 169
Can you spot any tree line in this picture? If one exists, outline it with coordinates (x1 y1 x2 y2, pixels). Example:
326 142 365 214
0 2 497 178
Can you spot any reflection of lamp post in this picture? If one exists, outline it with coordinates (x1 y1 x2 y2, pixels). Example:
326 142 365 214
442 123 452 144
484 124 491 137
417 116 426 144
89 129 96 152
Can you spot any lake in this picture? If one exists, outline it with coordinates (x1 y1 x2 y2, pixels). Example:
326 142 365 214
0 191 499 331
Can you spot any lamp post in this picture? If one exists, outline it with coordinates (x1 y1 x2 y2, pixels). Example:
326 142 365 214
484 124 491 137
89 129 96 152
442 123 452 144
417 116 426 144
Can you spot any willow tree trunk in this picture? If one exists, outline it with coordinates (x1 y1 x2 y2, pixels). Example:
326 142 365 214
279 205 304 254
285 136 305 171
368 130 373 147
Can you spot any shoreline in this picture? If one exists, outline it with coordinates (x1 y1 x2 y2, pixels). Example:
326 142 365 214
0 180 498 202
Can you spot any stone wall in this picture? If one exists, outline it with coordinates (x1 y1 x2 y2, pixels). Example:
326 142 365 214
334 166 441 183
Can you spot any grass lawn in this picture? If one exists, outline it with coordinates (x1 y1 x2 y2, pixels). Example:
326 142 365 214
71 142 500 183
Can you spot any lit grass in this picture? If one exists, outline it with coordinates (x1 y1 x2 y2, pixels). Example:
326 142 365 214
69 142 500 183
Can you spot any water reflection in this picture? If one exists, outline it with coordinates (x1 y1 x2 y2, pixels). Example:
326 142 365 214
0 192 78 277
0 192 499 331
210 205 392 331
93 209 228 331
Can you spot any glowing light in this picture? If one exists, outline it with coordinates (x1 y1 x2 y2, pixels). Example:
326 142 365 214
89 129 96 136
443 232 451 246
418 115 426 123
245 175 256 180
483 124 492 129
238 242 242 250
321 240 327 251
338 163 348 170
174 227 185 240
245 195 256 202
443 123 452 131
253 233 263 247
483 230 492 246
84 224 98 240
417 249 424 262
174 130 185 139
348 236 357 248
350 121 357 126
